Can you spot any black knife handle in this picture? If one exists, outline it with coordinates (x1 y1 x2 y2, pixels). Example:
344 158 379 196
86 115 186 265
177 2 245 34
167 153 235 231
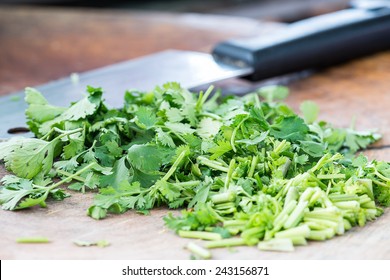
212 5 390 81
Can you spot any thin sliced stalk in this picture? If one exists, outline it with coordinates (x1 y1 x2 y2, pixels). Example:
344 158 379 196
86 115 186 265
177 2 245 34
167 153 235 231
258 238 294 252
275 224 310 239
205 238 246 249
185 242 211 259
178 230 222 241
161 150 187 181
317 174 346 180
16 237 50 243
284 201 308 229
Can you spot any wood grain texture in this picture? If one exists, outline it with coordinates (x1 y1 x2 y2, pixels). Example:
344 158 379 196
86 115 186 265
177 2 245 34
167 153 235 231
0 6 279 95
0 6 389 260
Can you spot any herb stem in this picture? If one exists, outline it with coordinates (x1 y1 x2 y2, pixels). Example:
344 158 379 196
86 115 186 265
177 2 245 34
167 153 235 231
205 238 246 248
178 230 222 241
49 162 96 190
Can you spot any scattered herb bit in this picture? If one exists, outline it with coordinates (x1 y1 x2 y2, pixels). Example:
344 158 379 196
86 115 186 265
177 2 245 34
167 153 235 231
9 95 21 102
73 240 110 248
0 83 389 258
16 237 50 244
185 242 212 259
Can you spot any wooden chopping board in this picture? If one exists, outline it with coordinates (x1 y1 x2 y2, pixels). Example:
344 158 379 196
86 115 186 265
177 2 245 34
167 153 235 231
0 6 390 260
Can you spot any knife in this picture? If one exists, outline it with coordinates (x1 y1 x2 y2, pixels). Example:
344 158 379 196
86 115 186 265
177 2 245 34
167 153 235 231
1 0 389 138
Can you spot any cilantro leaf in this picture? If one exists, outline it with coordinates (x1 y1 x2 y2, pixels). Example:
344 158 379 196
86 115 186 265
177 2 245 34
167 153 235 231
0 137 58 179
270 116 309 142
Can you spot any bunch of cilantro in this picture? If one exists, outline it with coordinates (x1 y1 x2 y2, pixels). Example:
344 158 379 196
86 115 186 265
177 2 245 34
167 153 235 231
0 83 389 257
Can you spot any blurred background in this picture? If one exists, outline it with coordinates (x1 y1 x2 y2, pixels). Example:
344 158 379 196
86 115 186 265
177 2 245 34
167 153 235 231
0 0 351 22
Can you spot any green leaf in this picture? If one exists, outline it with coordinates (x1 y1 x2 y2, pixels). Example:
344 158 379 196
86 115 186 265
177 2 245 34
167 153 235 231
166 107 184 122
100 157 130 188
0 137 58 179
197 118 222 139
156 128 176 148
25 88 66 123
127 144 174 173
270 116 309 142
88 205 107 220
135 106 157 129
209 140 232 160
165 122 195 135
299 140 326 158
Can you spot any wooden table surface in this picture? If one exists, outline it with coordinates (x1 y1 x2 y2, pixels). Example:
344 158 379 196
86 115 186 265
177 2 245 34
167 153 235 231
0 6 390 260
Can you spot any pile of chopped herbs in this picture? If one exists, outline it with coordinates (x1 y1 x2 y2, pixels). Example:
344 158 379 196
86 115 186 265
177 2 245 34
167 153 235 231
1 83 389 258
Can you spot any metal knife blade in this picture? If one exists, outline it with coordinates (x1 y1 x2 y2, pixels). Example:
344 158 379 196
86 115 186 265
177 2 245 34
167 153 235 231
0 50 252 138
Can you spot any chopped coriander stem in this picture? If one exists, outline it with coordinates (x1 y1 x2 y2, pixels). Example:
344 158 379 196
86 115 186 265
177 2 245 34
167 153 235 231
273 200 297 230
49 162 97 190
200 112 222 120
53 128 83 141
205 238 246 248
329 194 359 202
374 170 390 183
178 230 222 241
279 158 291 178
304 208 341 221
274 140 287 155
56 169 85 182
162 150 187 181
16 237 50 243
284 200 308 229
248 156 258 178
224 159 236 189
333 201 360 210
274 224 310 239
304 218 339 229
198 157 229 172
196 85 214 111
308 188 323 205
361 201 375 209
299 188 316 203
185 242 211 259
317 174 346 180
284 187 299 207
214 201 236 210
211 192 236 204
343 219 352 230
174 181 200 187
290 236 307 246
372 179 388 188
308 228 335 240
230 116 248 153
308 174 328 190
258 238 294 252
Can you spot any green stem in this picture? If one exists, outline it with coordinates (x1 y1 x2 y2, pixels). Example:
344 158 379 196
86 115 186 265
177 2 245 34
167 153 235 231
211 192 236 204
230 116 248 153
205 238 246 249
317 174 346 180
248 156 258 178
178 230 222 241
196 85 214 111
49 162 97 190
16 237 50 243
224 159 236 190
56 169 85 182
162 150 187 181
185 242 211 259
198 156 229 172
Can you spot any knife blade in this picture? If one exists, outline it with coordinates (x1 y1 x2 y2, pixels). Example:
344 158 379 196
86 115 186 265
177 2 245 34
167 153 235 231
1 2 390 138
